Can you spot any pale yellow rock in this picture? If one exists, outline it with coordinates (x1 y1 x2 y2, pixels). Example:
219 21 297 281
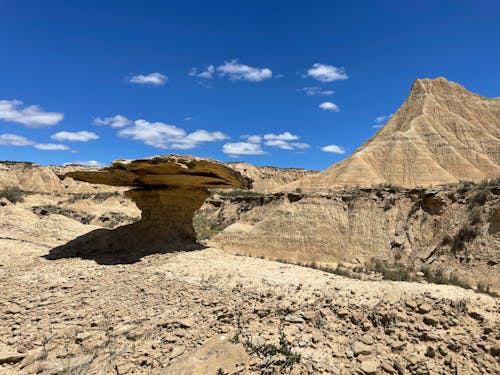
46 155 251 261
163 335 249 375
284 77 500 191
227 162 317 193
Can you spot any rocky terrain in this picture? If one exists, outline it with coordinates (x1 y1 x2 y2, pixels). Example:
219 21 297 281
226 163 317 193
0 204 498 374
285 77 500 191
0 159 499 374
206 181 500 293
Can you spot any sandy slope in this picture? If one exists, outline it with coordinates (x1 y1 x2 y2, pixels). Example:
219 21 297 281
285 77 500 191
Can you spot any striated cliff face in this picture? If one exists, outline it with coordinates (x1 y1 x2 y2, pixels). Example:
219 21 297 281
226 162 317 193
285 77 500 191
208 183 500 290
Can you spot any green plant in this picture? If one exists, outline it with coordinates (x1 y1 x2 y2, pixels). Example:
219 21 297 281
243 315 301 371
450 297 469 314
366 258 417 282
476 282 499 297
421 267 471 289
216 189 265 198
374 183 401 194
0 186 25 203
470 190 489 206
451 224 479 253
193 208 228 240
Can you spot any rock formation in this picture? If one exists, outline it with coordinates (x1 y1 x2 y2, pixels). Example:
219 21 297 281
226 162 317 193
209 182 500 291
0 161 121 193
285 77 500 191
48 155 251 262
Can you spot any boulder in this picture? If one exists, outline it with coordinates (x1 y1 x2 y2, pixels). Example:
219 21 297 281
163 335 249 374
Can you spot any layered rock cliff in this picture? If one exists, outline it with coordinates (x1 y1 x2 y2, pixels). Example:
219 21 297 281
209 182 500 291
226 162 317 193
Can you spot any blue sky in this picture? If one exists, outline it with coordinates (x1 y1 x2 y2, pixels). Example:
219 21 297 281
0 1 499 170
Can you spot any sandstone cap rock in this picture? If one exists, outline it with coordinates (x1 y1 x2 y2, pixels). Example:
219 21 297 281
65 154 252 190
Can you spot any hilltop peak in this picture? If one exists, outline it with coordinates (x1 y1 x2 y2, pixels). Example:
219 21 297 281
285 78 500 190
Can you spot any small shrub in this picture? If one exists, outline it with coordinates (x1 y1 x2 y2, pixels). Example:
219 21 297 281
217 189 264 198
375 183 401 194
452 224 479 253
457 180 474 194
450 298 468 314
470 190 489 206
0 187 25 203
421 267 471 289
469 209 482 225
476 282 499 297
243 315 300 371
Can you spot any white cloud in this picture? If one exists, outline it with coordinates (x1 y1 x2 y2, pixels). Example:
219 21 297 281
94 114 131 128
241 134 262 144
128 72 167 86
290 142 310 149
118 119 227 149
217 60 272 82
319 101 340 112
0 133 35 146
34 143 70 151
375 115 389 123
0 99 63 127
263 132 299 141
65 160 104 167
51 131 99 142
297 87 335 96
307 63 348 82
372 114 393 128
222 142 266 156
0 133 70 151
183 116 193 121
239 132 309 151
189 65 215 79
321 144 345 154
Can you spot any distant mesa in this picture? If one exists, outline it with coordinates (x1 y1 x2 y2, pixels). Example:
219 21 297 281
286 77 500 191
46 155 251 263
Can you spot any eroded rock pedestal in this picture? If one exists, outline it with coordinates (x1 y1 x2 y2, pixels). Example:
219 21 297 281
48 155 251 262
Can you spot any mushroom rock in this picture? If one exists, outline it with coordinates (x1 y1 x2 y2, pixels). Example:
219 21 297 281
49 155 251 262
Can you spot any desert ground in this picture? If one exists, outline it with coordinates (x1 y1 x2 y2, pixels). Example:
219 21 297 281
0 189 499 375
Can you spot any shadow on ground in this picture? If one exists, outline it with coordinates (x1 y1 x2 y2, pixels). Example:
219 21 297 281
44 224 206 265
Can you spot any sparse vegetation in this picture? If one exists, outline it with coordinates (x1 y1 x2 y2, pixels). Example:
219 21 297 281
421 267 471 289
241 314 301 371
366 258 417 282
476 282 499 297
451 224 479 253
67 191 120 203
0 186 25 203
193 209 228 240
216 189 265 198
374 183 401 194
0 160 34 166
